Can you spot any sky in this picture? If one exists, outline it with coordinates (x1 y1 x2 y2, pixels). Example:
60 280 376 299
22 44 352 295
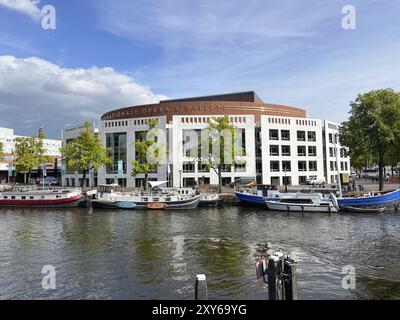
0 0 399 138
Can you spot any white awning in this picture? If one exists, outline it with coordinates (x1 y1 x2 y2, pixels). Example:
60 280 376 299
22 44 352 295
148 181 168 188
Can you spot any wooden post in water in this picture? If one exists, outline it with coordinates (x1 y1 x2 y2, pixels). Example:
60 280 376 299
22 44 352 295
195 274 208 300
267 256 280 300
284 258 298 300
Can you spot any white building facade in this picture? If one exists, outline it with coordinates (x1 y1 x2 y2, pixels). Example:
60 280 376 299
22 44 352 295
0 126 61 181
61 92 351 188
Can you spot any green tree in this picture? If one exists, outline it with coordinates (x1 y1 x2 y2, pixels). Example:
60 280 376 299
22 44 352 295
131 119 166 190
60 121 112 189
385 143 400 177
339 89 400 190
198 116 244 194
0 142 4 161
14 137 42 183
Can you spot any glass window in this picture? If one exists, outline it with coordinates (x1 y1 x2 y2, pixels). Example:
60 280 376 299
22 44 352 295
198 162 209 173
297 131 306 141
282 161 291 172
283 176 292 186
183 162 195 173
308 146 317 156
307 131 316 141
269 129 279 140
236 128 247 155
297 146 306 156
309 161 317 171
298 161 307 172
329 133 333 144
299 176 307 185
270 145 279 156
281 130 290 141
281 145 291 156
106 132 127 174
234 163 246 172
221 164 232 172
271 177 280 186
270 161 280 172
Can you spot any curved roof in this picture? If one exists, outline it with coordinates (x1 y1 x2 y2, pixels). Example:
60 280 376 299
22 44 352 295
101 91 306 122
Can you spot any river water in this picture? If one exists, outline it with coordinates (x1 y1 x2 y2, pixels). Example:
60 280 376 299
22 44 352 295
0 207 399 300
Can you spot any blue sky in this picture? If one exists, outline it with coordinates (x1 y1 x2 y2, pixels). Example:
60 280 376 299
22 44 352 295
0 0 399 138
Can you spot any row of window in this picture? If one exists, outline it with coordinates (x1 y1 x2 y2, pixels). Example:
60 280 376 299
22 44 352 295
1 195 63 200
267 118 318 127
269 145 317 157
269 130 316 142
182 162 246 173
270 176 318 186
180 116 247 124
329 161 349 171
329 147 348 158
104 121 129 128
270 161 318 172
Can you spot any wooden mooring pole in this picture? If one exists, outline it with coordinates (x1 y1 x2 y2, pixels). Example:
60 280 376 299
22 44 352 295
257 252 298 300
195 274 208 300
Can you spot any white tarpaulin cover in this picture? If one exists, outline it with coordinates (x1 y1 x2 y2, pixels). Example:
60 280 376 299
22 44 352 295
148 181 168 188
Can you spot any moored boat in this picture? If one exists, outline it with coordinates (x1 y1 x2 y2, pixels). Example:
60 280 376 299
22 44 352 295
337 189 400 211
235 184 293 207
343 206 386 213
91 184 201 210
0 188 85 208
265 193 338 213
198 193 220 207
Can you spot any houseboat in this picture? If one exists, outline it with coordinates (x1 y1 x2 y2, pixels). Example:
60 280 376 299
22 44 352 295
0 188 85 208
91 184 201 210
265 193 339 213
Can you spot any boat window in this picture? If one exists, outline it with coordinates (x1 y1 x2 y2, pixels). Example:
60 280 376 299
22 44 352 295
11 196 15 200
166 197 171 201
21 196 26 200
3 196 7 199
153 198 159 201
142 197 148 202
41 196 45 199
30 196 34 199
281 199 313 204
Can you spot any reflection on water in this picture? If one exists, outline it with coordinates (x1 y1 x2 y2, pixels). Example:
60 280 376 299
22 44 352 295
0 207 399 300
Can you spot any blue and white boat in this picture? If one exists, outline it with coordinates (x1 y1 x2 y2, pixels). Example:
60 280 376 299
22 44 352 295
337 189 400 211
235 185 292 207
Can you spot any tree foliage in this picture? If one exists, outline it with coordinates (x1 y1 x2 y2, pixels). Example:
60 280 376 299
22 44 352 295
199 115 245 193
0 142 4 161
131 119 166 190
339 88 400 190
14 133 51 181
61 121 112 188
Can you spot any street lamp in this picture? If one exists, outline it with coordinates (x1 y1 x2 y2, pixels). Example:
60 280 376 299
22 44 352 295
284 167 288 193
334 133 343 197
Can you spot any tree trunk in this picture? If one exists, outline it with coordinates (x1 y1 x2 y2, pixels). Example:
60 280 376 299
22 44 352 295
217 164 222 194
144 173 148 191
378 152 384 191
82 171 87 190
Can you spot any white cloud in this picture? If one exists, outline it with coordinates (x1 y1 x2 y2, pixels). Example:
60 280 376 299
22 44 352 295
0 0 42 21
93 0 400 123
0 55 167 137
